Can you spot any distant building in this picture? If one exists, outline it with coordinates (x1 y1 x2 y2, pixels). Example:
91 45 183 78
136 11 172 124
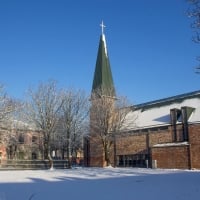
0 118 83 168
84 23 200 169
0 121 43 162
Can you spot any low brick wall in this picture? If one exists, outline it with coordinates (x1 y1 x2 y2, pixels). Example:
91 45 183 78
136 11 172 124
151 144 190 169
0 160 70 170
189 125 200 169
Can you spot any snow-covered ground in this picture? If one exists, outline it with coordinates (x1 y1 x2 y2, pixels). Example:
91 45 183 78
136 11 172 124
0 167 199 200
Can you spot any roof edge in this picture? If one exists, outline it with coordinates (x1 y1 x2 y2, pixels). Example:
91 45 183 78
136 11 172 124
134 90 200 110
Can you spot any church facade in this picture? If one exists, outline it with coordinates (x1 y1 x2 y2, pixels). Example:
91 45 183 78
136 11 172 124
84 24 200 169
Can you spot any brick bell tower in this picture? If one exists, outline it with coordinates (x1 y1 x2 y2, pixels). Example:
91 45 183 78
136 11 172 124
84 21 116 167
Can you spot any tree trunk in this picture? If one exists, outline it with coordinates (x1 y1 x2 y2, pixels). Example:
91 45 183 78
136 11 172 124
104 143 111 166
48 153 53 170
61 147 65 160
45 140 53 169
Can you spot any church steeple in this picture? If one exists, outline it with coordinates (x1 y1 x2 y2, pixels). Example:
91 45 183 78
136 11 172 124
92 21 115 97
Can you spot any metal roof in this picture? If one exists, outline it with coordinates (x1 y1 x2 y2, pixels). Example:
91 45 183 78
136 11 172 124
123 90 200 131
91 34 115 97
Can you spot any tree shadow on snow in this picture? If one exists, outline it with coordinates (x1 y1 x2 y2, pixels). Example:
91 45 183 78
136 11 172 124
0 168 199 200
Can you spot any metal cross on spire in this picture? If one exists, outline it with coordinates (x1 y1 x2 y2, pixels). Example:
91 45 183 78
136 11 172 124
100 21 106 35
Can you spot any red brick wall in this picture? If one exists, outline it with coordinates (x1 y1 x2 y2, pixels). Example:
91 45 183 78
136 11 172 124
116 134 147 155
149 129 172 146
150 124 200 169
189 124 200 169
115 129 172 154
0 145 7 160
151 145 190 169
88 128 173 167
89 135 105 167
87 123 200 169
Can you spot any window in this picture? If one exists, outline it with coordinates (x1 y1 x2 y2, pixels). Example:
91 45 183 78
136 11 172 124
18 134 24 144
32 152 37 160
32 136 37 143
18 152 24 159
117 154 148 168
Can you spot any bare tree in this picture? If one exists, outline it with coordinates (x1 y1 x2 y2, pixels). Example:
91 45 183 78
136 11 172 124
90 88 131 167
25 80 64 168
0 84 20 151
57 89 89 166
0 84 17 126
187 0 200 72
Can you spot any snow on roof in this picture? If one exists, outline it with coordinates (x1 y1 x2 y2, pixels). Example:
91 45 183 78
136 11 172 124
11 119 37 131
153 141 189 147
122 91 200 131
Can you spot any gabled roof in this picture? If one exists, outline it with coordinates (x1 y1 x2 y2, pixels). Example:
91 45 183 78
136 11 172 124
123 90 200 131
91 33 115 97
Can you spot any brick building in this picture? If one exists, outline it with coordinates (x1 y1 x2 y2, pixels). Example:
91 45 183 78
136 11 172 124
115 92 200 169
0 121 43 162
84 23 200 169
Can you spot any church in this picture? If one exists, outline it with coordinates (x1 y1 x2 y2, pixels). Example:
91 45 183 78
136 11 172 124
84 22 200 169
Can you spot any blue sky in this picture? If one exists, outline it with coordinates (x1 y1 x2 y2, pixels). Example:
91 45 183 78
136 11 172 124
0 0 199 104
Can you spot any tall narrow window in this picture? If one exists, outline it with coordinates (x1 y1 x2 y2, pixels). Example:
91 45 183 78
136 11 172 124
181 106 194 141
170 108 181 142
18 134 24 144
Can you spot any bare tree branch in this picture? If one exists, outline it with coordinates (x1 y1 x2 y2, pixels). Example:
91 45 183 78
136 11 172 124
0 84 21 152
187 0 200 71
90 88 132 166
24 80 64 168
54 89 89 165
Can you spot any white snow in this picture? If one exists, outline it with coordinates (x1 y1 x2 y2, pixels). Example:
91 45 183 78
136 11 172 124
153 141 189 147
0 167 199 200
123 97 200 130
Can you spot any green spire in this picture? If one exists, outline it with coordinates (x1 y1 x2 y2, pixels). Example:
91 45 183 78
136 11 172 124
92 33 116 97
